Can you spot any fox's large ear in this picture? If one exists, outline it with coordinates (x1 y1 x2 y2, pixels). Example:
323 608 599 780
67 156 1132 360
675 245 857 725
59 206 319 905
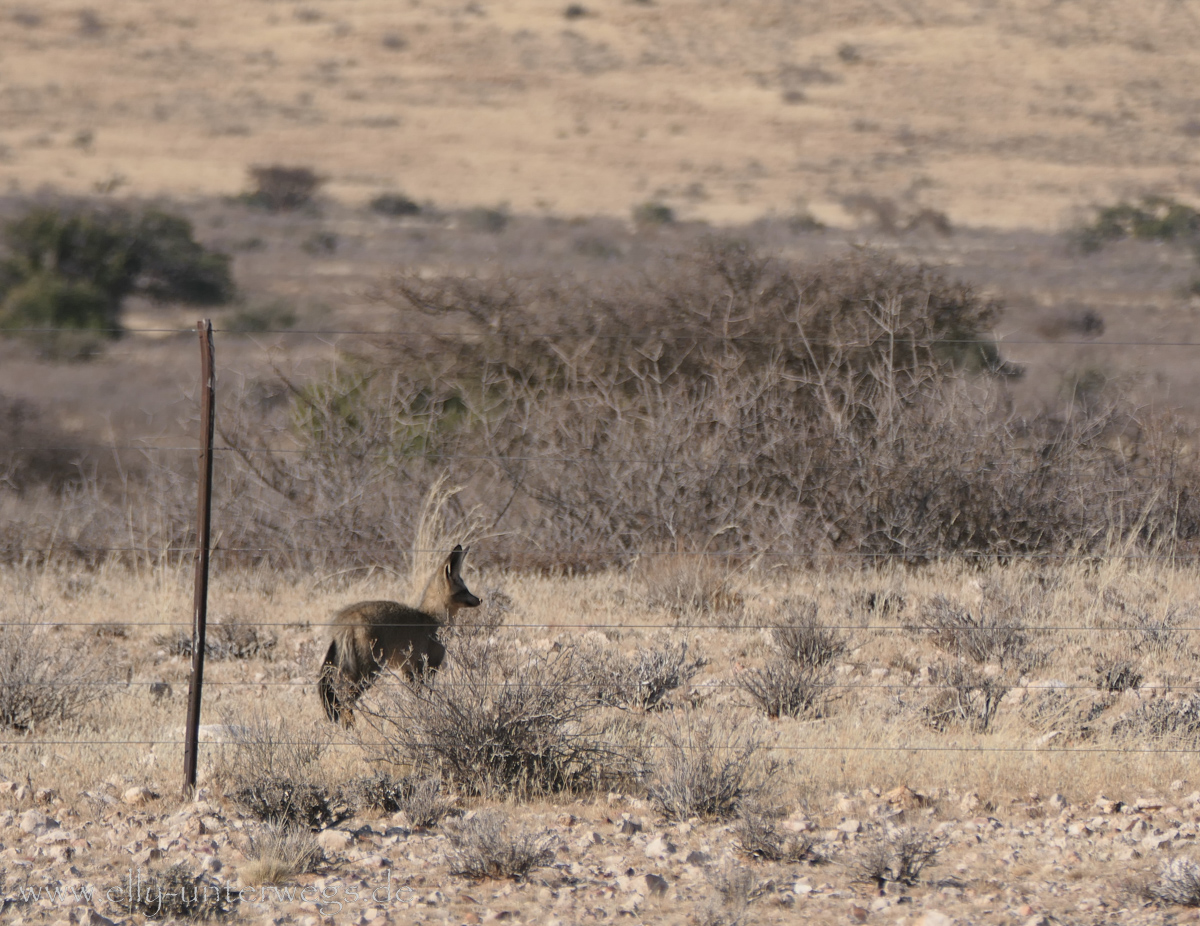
448 544 467 575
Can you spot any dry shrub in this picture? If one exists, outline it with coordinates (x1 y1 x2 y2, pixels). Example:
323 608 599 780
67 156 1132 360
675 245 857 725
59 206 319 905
154 616 276 661
737 659 831 720
245 165 324 211
648 713 769 821
110 863 234 920
1144 857 1200 906
8 239 1200 571
770 599 848 667
913 594 1027 667
242 822 323 885
0 392 82 492
1111 694 1200 746
341 772 457 828
848 826 944 888
1095 656 1143 693
738 600 842 718
360 637 641 797
0 618 112 730
446 810 556 880
216 711 347 830
585 636 707 711
734 805 824 863
640 555 744 620
1121 609 1191 659
922 664 1008 733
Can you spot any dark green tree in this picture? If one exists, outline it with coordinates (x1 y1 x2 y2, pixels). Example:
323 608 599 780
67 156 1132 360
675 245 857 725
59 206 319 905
0 204 235 342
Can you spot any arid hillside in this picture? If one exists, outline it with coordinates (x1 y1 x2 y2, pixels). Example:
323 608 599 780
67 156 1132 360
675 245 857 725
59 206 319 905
1 0 1199 229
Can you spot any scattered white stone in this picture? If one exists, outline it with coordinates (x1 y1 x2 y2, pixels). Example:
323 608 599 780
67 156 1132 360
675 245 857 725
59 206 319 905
643 834 677 858
318 829 355 853
19 810 58 835
122 786 158 806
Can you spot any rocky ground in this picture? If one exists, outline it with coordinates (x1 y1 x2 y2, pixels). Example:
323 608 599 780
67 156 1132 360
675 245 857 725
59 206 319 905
4 777 1200 925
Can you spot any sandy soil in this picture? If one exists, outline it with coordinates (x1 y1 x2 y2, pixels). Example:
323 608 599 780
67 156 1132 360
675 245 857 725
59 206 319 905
1 1 1198 230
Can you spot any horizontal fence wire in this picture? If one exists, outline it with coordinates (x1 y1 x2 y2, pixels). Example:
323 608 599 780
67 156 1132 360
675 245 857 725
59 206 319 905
0 619 1195 631
0 740 1195 754
13 325 1200 347
3 327 1197 763
0 679 1183 692
4 548 1200 560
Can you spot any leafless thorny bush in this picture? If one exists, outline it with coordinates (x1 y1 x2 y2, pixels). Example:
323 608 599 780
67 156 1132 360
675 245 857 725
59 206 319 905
446 810 557 881
639 554 745 620
734 804 826 864
340 772 457 828
359 636 644 797
111 863 234 920
215 711 347 830
0 615 112 730
770 599 849 667
1111 693 1200 746
583 635 707 711
1143 857 1200 906
648 712 771 821
1121 608 1192 659
7 240 1200 570
1095 656 1143 692
737 659 833 720
912 594 1027 667
922 664 1008 733
848 826 945 888
154 615 277 661
737 599 843 718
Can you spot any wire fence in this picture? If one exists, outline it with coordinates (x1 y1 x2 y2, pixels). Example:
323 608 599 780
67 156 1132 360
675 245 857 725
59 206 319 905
3 322 1200 765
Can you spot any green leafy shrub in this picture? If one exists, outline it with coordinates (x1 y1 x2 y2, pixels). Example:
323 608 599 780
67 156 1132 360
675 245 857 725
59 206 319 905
0 203 234 343
1076 196 1200 253
633 201 675 226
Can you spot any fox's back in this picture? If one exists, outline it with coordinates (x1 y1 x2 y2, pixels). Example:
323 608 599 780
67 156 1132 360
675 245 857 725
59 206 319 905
335 600 437 642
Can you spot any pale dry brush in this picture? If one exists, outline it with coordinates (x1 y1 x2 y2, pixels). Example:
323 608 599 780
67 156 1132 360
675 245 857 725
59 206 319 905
1144 856 1200 906
9 241 1200 571
0 615 113 730
584 635 707 711
359 635 644 797
446 809 556 881
849 826 945 888
648 712 770 821
737 599 843 719
242 821 323 885
733 804 825 864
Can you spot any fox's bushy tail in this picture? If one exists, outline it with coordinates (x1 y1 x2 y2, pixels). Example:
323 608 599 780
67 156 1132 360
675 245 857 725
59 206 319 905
319 635 363 725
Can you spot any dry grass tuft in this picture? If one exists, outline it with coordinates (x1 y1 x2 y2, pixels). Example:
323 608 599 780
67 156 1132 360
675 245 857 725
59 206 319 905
649 713 768 821
848 826 945 888
361 636 643 797
241 822 323 885
0 617 113 730
446 810 556 881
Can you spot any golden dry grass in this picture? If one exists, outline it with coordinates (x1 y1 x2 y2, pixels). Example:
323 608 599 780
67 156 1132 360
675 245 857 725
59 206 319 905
3 557 1200 810
1 1 1198 230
